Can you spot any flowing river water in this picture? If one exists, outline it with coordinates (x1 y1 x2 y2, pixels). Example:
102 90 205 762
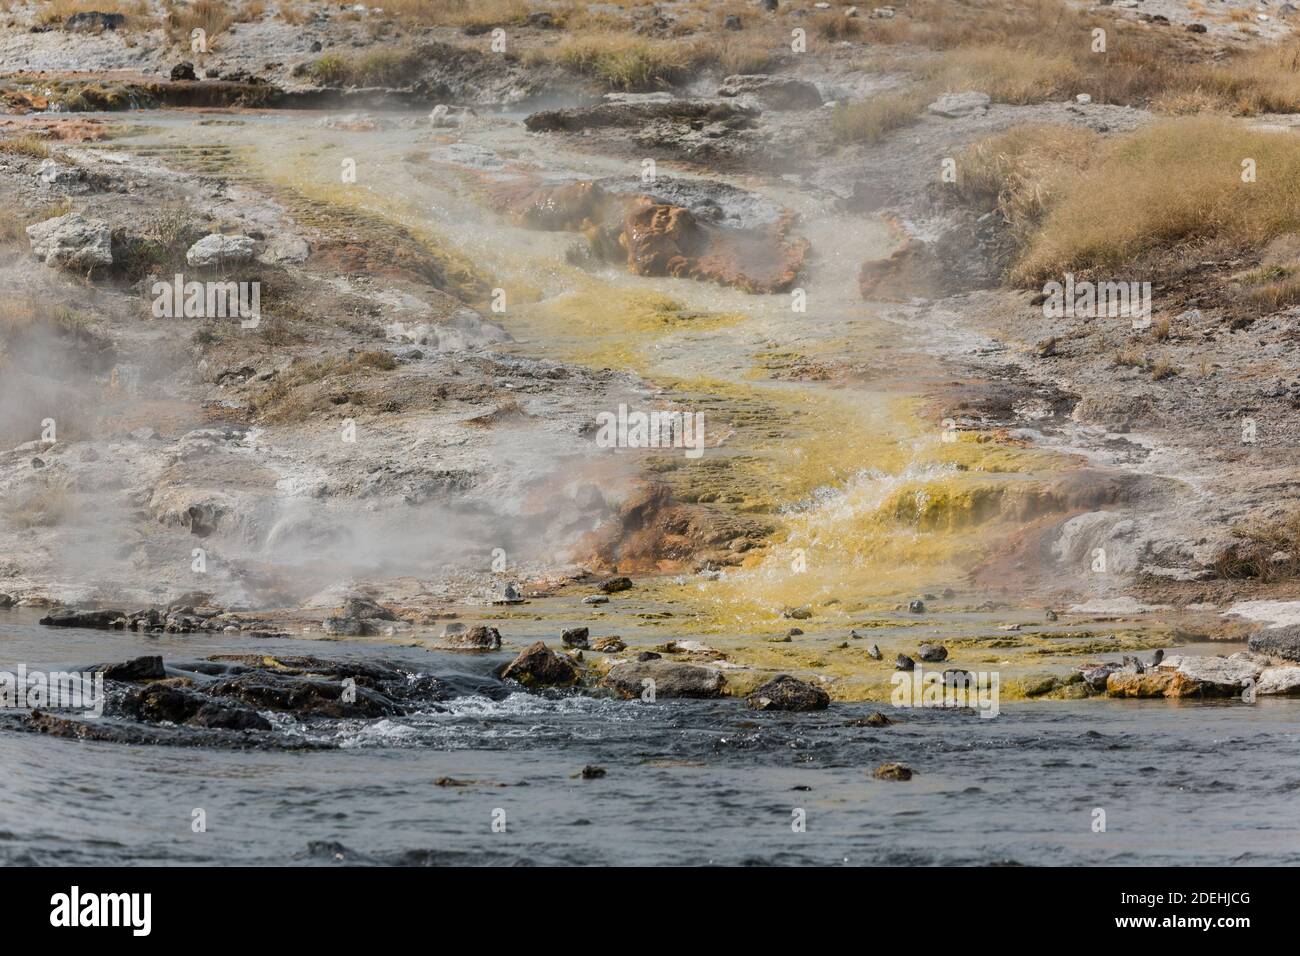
3 107 1296 864
0 611 1297 865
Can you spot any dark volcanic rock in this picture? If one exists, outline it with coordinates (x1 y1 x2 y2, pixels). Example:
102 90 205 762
525 100 757 134
601 659 725 699
1249 625 1300 662
745 674 830 711
189 701 272 731
598 576 634 593
170 62 198 81
500 641 578 687
895 654 915 671
64 11 125 32
39 608 126 629
1079 662 1123 692
918 643 948 663
100 656 165 681
5 654 458 749
124 683 203 722
341 596 398 621
124 683 272 731
208 672 400 718
561 626 590 647
13 709 318 749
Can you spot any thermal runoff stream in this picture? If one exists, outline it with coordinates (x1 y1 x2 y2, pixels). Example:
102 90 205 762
3 0 1300 872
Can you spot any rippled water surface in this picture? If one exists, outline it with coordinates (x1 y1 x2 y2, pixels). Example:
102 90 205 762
2 615 1297 866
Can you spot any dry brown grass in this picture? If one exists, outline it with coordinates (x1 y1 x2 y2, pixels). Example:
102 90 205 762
0 134 52 158
1233 259 1300 312
2 479 75 529
0 208 25 245
307 49 424 87
1183 38 1300 114
167 0 234 45
950 124 1097 244
1113 346 1146 368
693 33 781 76
853 0 1300 114
0 199 71 247
277 2 311 26
375 0 529 29
1011 118 1300 283
919 45 1080 105
35 0 151 29
543 35 694 90
235 0 266 23
1149 355 1177 380
809 10 863 42
1215 508 1300 581
250 351 399 423
830 89 931 144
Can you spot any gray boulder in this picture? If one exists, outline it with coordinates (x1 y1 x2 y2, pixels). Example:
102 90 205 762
601 659 725 699
256 234 310 265
440 624 501 651
717 74 822 110
429 104 478 127
1159 654 1261 693
1248 625 1300 662
37 159 83 186
1079 662 1123 692
341 596 397 621
926 91 991 118
27 213 113 270
186 233 256 268
1258 666 1300 695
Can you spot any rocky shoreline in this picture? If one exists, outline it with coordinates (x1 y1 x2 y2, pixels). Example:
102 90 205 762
3 0 1300 714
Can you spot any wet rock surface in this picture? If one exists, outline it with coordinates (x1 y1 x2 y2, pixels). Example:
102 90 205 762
437 624 502 651
1 653 474 749
1105 671 1205 699
525 99 757 135
601 659 726 699
500 641 578 688
746 674 830 711
1249 625 1300 662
